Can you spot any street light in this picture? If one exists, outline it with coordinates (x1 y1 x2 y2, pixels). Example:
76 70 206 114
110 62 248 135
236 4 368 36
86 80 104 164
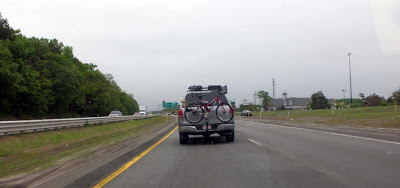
342 90 346 108
348 53 353 107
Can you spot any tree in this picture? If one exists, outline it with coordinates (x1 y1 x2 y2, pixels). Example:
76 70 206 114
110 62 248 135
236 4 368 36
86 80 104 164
359 93 365 100
392 87 400 104
387 97 393 105
310 91 330 109
0 15 139 118
229 100 236 108
257 90 271 109
364 93 383 107
0 13 19 41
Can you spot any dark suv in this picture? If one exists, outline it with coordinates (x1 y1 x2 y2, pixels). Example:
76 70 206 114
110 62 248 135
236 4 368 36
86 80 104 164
178 85 235 144
241 110 252 116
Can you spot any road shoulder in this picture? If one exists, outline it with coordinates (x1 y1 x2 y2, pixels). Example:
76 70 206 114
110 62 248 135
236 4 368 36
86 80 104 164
32 116 178 188
237 117 400 143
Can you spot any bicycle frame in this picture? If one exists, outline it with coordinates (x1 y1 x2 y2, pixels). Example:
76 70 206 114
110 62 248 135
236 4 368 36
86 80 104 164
201 96 226 113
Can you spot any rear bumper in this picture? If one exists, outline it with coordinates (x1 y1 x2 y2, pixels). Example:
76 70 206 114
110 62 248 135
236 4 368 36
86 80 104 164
179 123 235 135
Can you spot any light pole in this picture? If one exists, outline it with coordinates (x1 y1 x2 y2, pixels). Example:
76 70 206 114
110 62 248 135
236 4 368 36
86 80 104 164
348 53 353 107
342 89 346 108
253 92 257 106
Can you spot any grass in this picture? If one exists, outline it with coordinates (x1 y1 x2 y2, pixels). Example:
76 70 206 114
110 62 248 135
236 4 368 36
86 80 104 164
238 106 400 128
0 116 169 178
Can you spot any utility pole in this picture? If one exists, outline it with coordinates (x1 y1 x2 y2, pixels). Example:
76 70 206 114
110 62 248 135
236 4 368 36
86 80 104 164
342 89 346 108
258 89 261 108
272 78 276 99
253 91 257 105
348 53 353 107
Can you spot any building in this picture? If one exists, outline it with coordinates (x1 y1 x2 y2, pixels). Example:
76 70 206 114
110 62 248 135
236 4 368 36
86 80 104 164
268 92 311 111
268 92 336 111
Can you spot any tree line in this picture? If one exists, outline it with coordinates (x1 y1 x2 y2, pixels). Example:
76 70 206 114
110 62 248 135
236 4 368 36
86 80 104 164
0 14 138 118
236 88 400 111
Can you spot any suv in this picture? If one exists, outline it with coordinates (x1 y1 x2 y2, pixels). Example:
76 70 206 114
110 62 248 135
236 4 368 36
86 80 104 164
178 85 235 144
241 110 252 116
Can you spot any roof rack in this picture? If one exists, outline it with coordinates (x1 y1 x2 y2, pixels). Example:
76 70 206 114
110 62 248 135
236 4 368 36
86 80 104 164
187 85 228 94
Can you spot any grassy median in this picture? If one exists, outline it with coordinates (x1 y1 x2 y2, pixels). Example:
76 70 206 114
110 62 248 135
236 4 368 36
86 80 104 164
239 106 400 128
0 116 169 178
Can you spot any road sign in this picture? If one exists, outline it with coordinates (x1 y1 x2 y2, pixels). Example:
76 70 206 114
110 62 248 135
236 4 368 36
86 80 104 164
162 101 178 108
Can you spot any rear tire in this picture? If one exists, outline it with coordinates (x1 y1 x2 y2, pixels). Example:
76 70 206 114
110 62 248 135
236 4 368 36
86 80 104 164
184 103 204 123
226 130 235 142
216 103 234 123
179 132 188 144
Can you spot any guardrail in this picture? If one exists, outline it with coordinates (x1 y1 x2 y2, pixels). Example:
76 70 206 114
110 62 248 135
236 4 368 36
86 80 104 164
0 115 156 136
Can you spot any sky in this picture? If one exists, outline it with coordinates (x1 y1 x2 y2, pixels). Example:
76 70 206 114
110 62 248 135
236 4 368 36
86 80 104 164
2 0 400 111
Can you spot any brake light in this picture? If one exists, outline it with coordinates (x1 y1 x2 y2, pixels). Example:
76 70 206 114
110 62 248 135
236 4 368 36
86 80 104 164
178 109 183 117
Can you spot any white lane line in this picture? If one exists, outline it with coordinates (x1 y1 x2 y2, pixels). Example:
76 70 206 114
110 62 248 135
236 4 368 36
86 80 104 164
261 123 400 145
248 139 263 147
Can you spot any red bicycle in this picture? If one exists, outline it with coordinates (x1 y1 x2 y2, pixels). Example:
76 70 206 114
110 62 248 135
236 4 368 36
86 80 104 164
184 93 234 123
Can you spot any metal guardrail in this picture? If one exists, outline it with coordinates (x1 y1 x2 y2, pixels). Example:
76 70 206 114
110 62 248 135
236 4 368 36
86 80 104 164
0 115 156 136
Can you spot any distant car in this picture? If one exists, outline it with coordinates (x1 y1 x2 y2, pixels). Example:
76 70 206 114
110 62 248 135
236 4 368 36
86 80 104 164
109 111 123 116
241 110 252 116
133 112 141 116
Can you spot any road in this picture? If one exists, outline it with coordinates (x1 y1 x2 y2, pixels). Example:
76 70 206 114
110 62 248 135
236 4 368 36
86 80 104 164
102 120 400 188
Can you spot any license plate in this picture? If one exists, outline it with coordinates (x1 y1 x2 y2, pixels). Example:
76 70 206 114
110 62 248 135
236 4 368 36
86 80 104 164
202 125 212 129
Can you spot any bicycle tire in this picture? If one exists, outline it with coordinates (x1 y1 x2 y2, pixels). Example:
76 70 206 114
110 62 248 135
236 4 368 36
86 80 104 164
184 103 204 123
216 103 234 123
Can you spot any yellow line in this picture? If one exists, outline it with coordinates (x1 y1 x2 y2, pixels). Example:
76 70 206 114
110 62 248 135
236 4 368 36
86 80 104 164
92 126 178 188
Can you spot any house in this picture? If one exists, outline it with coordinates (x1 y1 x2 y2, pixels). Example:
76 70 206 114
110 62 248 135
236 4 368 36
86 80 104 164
328 99 337 109
267 92 335 111
268 92 311 111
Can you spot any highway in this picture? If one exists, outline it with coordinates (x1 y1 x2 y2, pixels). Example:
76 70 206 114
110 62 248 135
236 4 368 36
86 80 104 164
96 119 400 188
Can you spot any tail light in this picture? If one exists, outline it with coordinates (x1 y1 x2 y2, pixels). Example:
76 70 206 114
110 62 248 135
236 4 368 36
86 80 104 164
178 109 183 118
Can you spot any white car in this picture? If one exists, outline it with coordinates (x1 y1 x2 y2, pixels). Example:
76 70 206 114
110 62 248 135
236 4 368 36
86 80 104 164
108 111 123 116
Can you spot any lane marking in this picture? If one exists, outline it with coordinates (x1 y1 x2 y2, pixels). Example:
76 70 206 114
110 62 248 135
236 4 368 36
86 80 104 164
248 138 263 147
92 126 178 188
239 119 400 131
251 122 400 145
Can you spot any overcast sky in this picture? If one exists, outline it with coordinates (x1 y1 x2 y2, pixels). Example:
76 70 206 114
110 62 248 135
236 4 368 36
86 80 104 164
3 0 400 111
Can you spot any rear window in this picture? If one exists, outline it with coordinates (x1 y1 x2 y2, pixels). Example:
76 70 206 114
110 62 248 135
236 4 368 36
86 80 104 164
185 92 228 106
110 111 120 114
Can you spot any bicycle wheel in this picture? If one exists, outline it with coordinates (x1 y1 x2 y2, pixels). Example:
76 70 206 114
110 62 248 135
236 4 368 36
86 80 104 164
216 103 234 123
184 103 204 123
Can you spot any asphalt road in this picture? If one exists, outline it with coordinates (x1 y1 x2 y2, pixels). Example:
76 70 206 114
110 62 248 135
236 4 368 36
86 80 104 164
103 120 400 188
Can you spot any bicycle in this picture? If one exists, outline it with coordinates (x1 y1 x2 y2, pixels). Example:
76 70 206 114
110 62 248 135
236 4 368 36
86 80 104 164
184 91 234 124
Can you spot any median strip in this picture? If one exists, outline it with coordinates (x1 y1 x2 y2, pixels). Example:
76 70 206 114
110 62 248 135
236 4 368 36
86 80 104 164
0 116 170 187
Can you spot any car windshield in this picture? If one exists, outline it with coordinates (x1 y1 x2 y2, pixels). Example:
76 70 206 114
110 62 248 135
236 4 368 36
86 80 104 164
110 111 120 114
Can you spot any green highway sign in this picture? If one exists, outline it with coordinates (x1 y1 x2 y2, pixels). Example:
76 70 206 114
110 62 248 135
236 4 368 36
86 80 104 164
162 101 178 108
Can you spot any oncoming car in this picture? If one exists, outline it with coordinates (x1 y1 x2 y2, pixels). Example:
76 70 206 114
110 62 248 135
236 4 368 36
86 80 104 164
108 111 123 116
